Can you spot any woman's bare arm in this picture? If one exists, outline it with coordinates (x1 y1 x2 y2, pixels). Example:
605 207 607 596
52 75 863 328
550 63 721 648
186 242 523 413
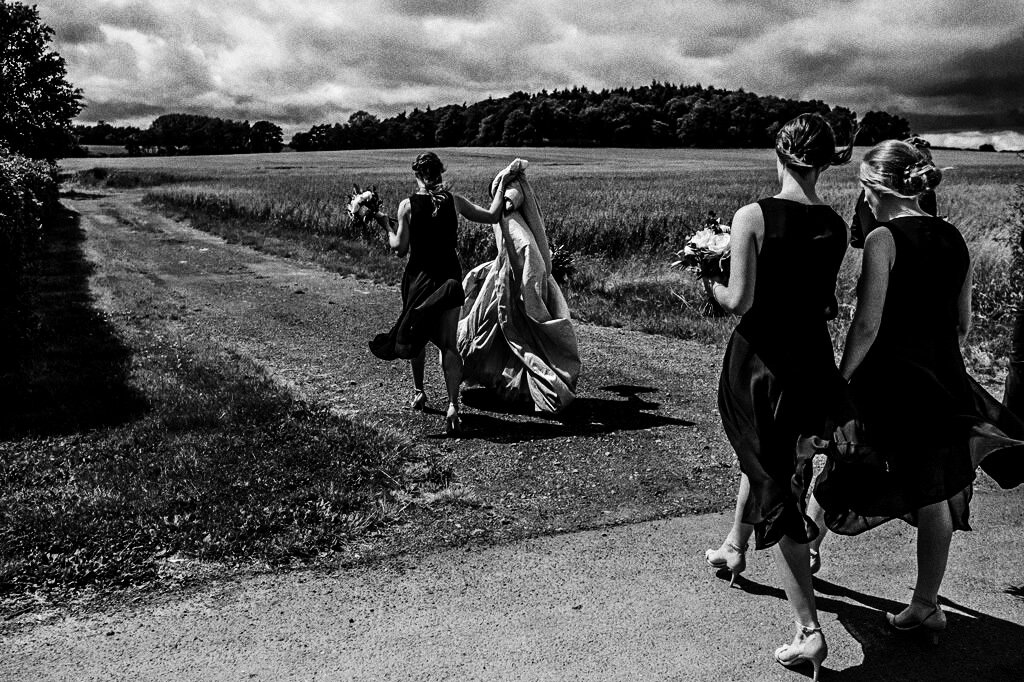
452 175 511 224
839 227 895 380
381 199 411 256
710 202 762 316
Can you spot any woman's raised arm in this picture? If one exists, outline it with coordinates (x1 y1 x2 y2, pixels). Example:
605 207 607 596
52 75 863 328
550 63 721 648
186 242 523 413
453 174 511 224
839 227 895 380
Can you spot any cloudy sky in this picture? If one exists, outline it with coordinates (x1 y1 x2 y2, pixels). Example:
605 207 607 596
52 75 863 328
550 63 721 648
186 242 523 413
40 0 1024 140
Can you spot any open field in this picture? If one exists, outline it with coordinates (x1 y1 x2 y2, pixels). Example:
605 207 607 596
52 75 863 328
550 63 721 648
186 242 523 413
2 147 1013 619
64 146 1024 369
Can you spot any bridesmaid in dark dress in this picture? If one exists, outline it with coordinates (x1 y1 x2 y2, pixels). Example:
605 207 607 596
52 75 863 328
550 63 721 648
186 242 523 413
369 152 512 434
815 139 1024 639
704 113 852 680
849 137 937 248
806 135 940 568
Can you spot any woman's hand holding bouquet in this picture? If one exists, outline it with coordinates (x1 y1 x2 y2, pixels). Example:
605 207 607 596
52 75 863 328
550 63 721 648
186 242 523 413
347 184 396 233
671 211 732 317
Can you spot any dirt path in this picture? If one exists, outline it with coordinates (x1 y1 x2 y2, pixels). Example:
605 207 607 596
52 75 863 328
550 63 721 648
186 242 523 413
67 190 740 548
2 192 1022 680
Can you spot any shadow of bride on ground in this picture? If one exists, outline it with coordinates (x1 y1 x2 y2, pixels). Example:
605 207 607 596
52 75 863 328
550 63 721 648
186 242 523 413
729 574 1024 681
456 383 695 443
0 204 145 438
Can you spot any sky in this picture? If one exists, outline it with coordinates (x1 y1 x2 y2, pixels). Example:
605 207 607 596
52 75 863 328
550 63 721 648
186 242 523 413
39 0 1024 146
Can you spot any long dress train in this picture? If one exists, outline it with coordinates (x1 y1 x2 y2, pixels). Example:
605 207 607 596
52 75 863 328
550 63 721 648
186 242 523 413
457 161 580 414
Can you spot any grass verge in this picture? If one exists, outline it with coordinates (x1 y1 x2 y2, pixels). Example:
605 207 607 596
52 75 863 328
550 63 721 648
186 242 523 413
0 206 437 618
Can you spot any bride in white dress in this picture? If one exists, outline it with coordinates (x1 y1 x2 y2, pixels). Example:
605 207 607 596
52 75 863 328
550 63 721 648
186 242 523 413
457 159 580 414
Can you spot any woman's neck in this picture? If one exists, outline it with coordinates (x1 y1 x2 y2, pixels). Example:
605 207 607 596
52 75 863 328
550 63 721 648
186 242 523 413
776 169 822 204
873 196 926 222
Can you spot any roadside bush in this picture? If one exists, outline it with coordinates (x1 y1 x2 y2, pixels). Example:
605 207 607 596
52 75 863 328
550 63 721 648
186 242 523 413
0 148 58 267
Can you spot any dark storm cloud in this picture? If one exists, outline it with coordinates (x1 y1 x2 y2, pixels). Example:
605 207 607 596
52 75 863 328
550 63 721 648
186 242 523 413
40 0 1024 132
79 100 168 121
901 35 1024 101
385 0 491 18
58 21 104 45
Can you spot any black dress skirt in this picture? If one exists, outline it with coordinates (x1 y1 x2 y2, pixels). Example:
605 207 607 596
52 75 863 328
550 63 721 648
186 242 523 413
369 192 465 360
815 217 1024 533
718 198 849 549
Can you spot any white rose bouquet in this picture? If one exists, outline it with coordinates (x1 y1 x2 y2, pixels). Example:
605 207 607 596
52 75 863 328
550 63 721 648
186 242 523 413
346 184 383 226
671 211 731 316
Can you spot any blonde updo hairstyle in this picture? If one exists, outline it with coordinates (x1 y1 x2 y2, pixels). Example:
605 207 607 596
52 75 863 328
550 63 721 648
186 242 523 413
412 151 446 189
775 112 854 172
859 138 943 199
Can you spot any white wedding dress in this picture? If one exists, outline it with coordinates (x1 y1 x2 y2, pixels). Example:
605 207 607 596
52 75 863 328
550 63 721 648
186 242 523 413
457 160 580 413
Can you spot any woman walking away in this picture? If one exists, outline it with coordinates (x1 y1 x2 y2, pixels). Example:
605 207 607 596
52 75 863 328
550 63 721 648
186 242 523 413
369 152 514 435
804 134 943 571
849 136 938 247
458 158 580 414
814 140 1024 642
704 113 852 681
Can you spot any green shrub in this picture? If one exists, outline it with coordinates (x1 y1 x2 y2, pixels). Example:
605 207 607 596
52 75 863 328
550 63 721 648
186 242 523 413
0 149 57 265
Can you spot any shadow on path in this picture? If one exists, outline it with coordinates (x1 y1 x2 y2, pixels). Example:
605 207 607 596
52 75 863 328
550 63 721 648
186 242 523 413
0 205 145 438
458 384 695 443
729 574 1024 681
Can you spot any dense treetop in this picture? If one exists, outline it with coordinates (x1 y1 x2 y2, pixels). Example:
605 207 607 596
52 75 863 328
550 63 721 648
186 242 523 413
0 1 83 159
288 82 911 152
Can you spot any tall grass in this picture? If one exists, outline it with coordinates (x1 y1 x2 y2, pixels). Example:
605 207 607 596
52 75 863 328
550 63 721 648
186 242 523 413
66 147 1024 361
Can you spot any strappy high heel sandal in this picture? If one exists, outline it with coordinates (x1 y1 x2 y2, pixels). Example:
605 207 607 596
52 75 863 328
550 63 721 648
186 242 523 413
704 540 747 587
774 623 827 682
444 404 462 436
809 548 821 575
886 598 946 645
409 390 427 411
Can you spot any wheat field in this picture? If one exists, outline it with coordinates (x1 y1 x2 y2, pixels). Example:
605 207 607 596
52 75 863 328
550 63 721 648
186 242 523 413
63 146 1024 369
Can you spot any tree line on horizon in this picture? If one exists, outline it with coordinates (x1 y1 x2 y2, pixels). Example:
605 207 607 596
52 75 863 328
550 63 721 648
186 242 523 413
71 115 285 156
73 82 916 156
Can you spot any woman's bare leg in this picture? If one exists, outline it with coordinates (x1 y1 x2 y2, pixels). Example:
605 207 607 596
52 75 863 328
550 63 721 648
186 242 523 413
433 307 463 422
894 499 953 623
709 473 755 551
806 492 826 571
773 536 827 678
411 348 426 394
726 473 755 548
775 537 819 627
706 473 754 583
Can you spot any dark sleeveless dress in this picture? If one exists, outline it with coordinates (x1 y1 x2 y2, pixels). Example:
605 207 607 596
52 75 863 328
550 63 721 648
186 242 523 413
368 192 465 360
815 216 1024 533
718 198 849 549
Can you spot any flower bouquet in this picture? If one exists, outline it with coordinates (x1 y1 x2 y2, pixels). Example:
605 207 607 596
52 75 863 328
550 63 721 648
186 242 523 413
671 211 731 317
346 184 383 226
